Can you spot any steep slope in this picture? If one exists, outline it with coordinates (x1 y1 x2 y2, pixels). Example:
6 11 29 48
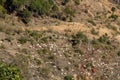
0 0 120 80
0 26 120 80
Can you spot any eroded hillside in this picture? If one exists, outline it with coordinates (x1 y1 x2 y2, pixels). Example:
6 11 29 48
0 26 120 80
0 0 120 80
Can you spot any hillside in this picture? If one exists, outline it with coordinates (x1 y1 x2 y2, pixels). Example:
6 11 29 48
0 0 120 80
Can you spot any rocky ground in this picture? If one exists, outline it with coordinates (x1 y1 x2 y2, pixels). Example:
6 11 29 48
0 26 119 80
0 0 120 80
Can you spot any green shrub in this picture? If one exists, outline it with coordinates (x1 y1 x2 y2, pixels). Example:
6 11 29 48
75 31 88 42
18 9 31 24
62 0 70 5
20 48 29 54
62 6 75 22
35 58 41 65
0 5 6 13
87 19 96 26
0 63 23 80
0 27 3 32
85 63 93 69
91 39 97 44
111 7 116 13
74 0 80 5
29 31 41 41
74 48 84 55
117 51 120 56
52 4 59 12
98 34 108 43
0 44 6 49
29 0 53 16
48 0 54 5
22 9 31 18
29 31 39 37
5 0 27 12
22 18 30 24
70 31 88 46
64 0 70 4
109 14 118 20
18 36 28 44
64 7 75 17
12 0 26 7
64 75 73 80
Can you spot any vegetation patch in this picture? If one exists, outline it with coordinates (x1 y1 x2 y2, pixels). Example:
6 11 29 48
98 34 108 43
117 51 120 56
64 75 73 80
74 0 80 5
18 36 28 44
70 31 88 46
91 28 99 35
0 63 23 80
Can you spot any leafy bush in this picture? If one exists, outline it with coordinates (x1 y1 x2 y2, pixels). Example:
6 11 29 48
64 0 70 3
52 4 59 12
0 5 6 13
109 14 118 20
98 34 108 43
75 31 88 42
91 39 98 45
0 44 6 49
117 51 120 56
64 75 73 80
70 31 88 46
87 19 96 26
0 63 23 80
74 0 80 5
18 9 31 24
29 31 41 40
74 48 84 55
5 0 27 12
64 7 75 17
29 0 53 16
62 0 70 5
111 7 116 12
18 36 28 44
